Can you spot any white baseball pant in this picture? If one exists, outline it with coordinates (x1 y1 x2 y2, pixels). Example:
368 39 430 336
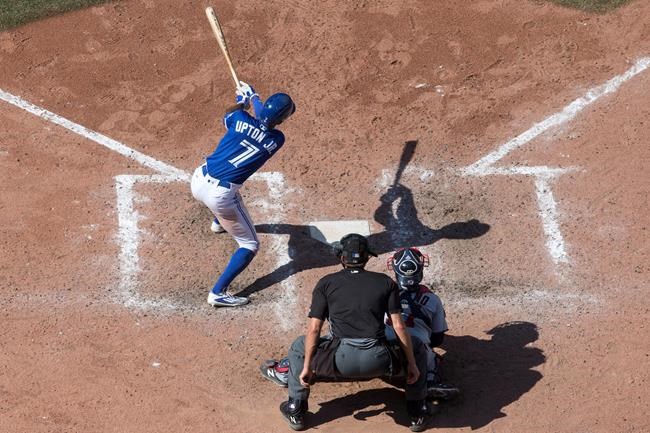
191 165 259 252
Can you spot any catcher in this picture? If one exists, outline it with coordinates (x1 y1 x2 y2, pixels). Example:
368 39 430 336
385 247 460 400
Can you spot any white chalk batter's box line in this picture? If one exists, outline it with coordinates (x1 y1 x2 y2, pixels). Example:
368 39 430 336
114 172 296 319
1 56 648 313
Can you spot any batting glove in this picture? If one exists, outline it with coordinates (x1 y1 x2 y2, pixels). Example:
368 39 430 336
235 87 250 108
238 81 258 99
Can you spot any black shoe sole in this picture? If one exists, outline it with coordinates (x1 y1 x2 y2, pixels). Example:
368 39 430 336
409 416 431 432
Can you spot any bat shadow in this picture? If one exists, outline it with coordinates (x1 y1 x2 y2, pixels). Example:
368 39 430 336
238 140 490 297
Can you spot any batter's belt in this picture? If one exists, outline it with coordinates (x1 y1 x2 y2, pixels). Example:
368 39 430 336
201 164 232 189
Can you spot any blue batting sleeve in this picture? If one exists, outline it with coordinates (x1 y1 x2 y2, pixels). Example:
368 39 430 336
251 95 264 119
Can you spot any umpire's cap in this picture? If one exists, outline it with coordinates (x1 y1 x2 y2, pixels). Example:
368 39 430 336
336 233 377 266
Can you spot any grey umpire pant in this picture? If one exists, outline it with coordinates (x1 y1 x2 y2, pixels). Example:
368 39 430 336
287 335 428 402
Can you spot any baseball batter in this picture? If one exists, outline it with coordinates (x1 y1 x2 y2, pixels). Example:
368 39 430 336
191 82 295 307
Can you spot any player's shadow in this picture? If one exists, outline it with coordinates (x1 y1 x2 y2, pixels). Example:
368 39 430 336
240 217 489 297
239 139 489 297
304 321 544 430
241 200 489 298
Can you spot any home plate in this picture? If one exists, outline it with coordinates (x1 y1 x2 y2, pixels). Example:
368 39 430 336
308 220 370 244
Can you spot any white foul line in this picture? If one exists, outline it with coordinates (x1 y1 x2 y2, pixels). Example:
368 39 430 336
464 57 650 176
0 89 188 182
462 57 650 265
0 89 293 317
0 89 186 308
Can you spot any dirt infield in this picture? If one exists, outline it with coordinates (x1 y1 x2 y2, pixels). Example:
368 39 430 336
1 1 649 432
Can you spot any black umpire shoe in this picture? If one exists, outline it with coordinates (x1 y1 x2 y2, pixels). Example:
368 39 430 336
407 400 432 432
410 415 429 432
280 398 307 431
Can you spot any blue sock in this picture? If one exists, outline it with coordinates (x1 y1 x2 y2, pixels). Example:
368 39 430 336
211 248 256 294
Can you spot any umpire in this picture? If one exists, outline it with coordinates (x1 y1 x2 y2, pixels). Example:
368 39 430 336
279 233 431 432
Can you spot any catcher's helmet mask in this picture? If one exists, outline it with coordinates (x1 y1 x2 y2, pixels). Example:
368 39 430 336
334 233 377 267
389 248 429 290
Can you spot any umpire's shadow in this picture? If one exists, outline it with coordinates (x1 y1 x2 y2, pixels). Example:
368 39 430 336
303 321 544 430
309 387 411 429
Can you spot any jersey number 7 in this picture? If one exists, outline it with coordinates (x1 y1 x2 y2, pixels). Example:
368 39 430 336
228 139 260 168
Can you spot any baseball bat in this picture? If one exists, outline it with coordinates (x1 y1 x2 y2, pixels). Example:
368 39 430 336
205 6 240 88
393 140 418 186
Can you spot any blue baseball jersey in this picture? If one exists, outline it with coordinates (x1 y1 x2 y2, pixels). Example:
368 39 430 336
205 109 285 184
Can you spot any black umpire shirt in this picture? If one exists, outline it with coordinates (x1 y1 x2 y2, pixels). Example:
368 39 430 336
308 268 401 339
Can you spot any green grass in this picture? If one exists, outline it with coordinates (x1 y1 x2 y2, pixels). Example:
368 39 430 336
547 0 634 12
0 0 635 32
0 0 111 31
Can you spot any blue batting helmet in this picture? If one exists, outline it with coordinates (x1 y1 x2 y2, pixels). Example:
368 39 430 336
260 93 295 127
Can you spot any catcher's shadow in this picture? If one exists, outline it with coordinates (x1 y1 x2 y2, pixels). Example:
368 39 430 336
436 321 545 429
